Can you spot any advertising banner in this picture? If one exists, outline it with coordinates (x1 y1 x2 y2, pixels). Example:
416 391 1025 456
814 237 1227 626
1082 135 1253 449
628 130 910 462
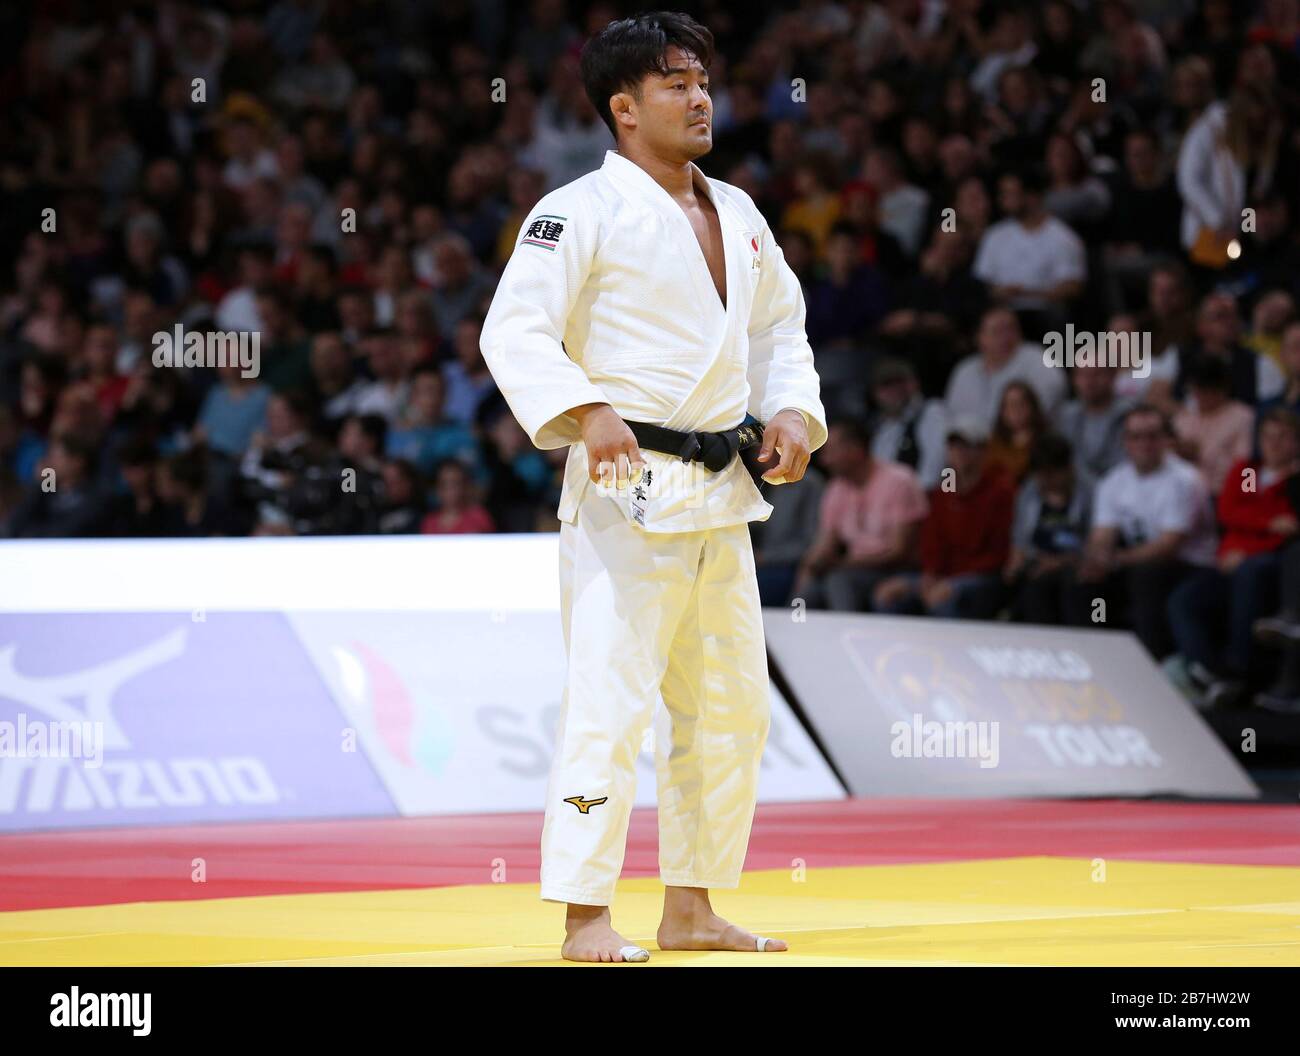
765 612 1258 799
0 613 397 831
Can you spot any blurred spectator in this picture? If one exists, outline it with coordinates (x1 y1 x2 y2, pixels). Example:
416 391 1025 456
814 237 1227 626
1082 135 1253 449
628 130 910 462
1257 320 1300 439
239 389 327 532
974 166 1086 338
1242 288 1295 373
1125 264 1195 408
750 463 825 607
1058 362 1136 481
873 417 1015 619
195 362 271 459
421 459 494 534
429 235 495 345
985 380 1048 483
795 418 927 612
1175 290 1285 406
5 434 103 538
441 315 497 427
1168 407 1300 704
156 447 230 536
867 357 947 489
1177 83 1285 264
376 458 425 534
1005 433 1093 625
804 223 889 354
781 155 843 259
1172 355 1254 496
1254 530 1300 714
103 436 168 537
385 368 479 476
945 307 1066 429
308 331 366 421
863 146 929 258
1104 129 1182 310
1072 404 1219 658
1043 131 1111 236
480 406 551 533
353 329 410 423
877 226 986 397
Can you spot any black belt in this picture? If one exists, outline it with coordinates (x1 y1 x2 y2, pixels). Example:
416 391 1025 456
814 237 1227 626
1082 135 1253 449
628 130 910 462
622 413 767 482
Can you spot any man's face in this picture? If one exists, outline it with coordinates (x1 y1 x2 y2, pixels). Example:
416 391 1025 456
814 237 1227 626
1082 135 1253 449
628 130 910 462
977 310 1019 357
997 175 1025 218
1124 133 1156 179
821 424 868 476
873 376 912 415
1072 364 1115 404
1123 412 1165 471
617 45 712 160
311 334 347 379
1259 419 1299 467
1149 271 1180 317
946 438 983 479
1197 295 1239 346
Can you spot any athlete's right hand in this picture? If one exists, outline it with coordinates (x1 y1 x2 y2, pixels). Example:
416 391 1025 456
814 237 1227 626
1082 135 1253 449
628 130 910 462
571 403 645 488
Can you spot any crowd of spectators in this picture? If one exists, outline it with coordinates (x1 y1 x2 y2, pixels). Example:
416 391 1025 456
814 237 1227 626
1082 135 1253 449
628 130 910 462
2 0 1299 710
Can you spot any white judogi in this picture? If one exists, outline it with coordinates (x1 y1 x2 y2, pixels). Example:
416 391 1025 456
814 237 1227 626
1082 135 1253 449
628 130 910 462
481 148 827 905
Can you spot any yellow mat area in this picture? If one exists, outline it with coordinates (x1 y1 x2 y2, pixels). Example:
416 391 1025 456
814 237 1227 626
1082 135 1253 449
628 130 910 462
2 857 1299 966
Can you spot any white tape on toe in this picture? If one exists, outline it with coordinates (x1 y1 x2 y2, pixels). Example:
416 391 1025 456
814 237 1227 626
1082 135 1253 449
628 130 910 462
756 936 773 951
620 945 650 962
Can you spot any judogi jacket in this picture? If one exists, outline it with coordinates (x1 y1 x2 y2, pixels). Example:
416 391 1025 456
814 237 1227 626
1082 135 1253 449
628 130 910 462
480 148 828 532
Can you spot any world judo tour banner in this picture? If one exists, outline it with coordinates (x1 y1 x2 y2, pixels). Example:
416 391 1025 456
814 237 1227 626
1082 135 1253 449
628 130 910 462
0 537 842 831
764 612 1258 800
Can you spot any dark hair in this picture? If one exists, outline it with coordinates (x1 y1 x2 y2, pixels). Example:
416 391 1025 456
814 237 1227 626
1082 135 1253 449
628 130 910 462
52 432 96 472
308 244 337 272
992 380 1046 445
1029 432 1074 474
164 448 208 493
1259 405 1300 437
117 435 158 468
351 413 388 450
1002 163 1047 196
1123 402 1171 435
827 220 860 242
580 11 715 141
275 388 316 424
384 457 421 488
828 414 873 451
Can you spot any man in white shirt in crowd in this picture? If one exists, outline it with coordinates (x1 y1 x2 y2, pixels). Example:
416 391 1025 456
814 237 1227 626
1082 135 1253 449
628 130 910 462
480 12 825 964
974 165 1086 339
945 306 1067 430
1071 403 1218 658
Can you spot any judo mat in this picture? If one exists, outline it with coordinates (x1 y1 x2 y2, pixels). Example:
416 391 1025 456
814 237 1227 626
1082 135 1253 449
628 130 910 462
2 797 1298 967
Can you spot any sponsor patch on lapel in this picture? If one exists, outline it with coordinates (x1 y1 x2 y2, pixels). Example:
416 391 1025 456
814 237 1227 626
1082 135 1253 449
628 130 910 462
745 230 761 270
520 214 567 252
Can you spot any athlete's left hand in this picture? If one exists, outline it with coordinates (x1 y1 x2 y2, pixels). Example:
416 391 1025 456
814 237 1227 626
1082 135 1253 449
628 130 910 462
756 408 811 484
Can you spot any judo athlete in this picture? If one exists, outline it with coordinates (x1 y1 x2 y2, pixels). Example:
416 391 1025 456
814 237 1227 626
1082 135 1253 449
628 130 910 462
480 12 827 963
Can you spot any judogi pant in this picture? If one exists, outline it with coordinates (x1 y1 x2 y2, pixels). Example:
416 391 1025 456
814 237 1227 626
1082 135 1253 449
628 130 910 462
540 489 771 905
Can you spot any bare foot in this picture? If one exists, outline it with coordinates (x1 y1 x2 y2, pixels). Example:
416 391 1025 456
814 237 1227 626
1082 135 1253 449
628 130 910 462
657 888 787 952
657 911 787 952
561 904 649 963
